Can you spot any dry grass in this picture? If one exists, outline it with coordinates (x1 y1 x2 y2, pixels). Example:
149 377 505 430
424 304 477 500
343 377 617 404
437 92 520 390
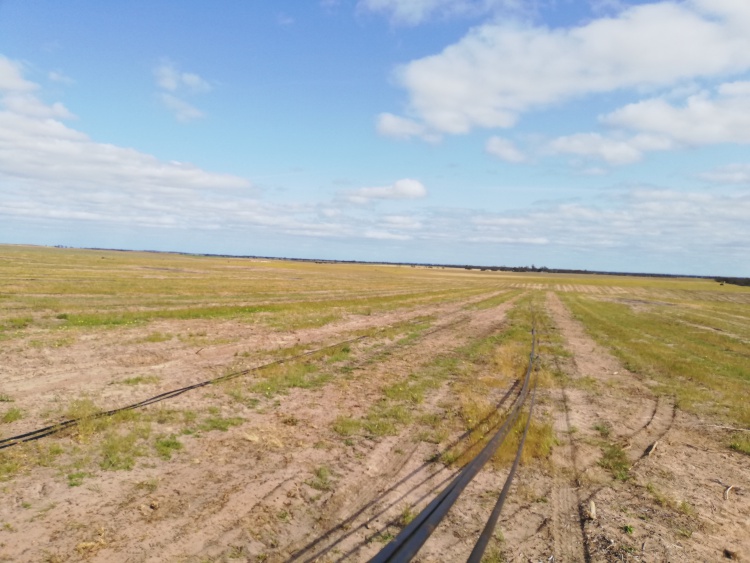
444 294 560 468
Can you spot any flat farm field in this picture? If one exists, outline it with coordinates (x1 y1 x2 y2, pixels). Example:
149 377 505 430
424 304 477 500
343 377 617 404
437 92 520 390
1 245 749 562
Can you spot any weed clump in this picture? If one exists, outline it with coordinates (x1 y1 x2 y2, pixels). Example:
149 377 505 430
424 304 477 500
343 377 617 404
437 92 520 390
99 424 151 471
141 332 171 343
199 416 243 432
120 375 160 386
1 407 23 424
599 443 630 481
307 466 333 491
332 416 361 436
67 472 88 487
593 422 612 438
154 435 183 459
729 434 750 456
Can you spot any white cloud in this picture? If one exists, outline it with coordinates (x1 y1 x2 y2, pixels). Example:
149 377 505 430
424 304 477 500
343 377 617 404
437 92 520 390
345 178 428 204
0 59 437 245
549 132 673 165
158 93 204 122
358 0 524 25
551 79 750 164
0 56 37 91
384 1 750 135
602 81 750 145
0 109 248 193
153 60 212 121
0 64 254 225
2 92 75 119
700 164 750 185
381 215 422 229
48 70 75 85
376 112 440 142
485 136 525 163
468 188 750 256
364 229 412 240
154 60 211 93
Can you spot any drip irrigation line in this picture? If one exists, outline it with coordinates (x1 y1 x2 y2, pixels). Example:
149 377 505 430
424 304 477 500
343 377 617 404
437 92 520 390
467 370 539 563
0 312 468 451
0 334 368 451
369 328 537 563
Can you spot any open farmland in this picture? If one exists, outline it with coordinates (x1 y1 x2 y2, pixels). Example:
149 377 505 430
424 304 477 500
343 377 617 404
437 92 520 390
0 245 749 562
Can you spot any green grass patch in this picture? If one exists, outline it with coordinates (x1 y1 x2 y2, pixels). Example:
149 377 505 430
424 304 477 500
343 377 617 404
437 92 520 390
1 407 22 424
561 294 750 427
199 416 244 432
0 451 22 482
307 466 333 491
154 435 183 459
67 472 88 487
465 289 521 310
251 362 329 397
729 434 750 455
140 331 172 343
119 375 161 386
362 403 413 437
599 443 630 481
594 422 612 438
332 416 362 436
324 344 351 364
0 316 33 331
99 423 151 471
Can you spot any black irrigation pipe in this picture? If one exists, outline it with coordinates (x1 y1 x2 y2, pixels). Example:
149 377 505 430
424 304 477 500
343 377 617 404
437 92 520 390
369 328 537 563
0 312 469 452
467 370 539 562
0 334 369 451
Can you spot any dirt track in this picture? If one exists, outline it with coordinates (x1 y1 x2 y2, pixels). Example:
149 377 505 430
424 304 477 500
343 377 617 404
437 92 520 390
0 290 748 562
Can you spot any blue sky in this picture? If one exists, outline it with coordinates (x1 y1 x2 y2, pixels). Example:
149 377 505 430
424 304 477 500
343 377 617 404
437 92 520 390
1 0 749 276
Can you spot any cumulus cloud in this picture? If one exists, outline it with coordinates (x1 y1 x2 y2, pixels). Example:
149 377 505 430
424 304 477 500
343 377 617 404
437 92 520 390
0 57 435 245
0 56 37 91
2 92 75 119
601 81 750 145
0 57 256 232
548 80 750 164
485 136 525 163
383 1 750 135
344 179 428 204
153 60 211 121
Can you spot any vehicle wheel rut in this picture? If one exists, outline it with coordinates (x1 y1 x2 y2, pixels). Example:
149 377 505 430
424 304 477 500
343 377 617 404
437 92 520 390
550 484 587 563
624 395 676 463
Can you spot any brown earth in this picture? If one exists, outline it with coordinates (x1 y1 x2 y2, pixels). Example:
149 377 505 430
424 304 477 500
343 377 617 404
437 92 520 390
0 291 748 562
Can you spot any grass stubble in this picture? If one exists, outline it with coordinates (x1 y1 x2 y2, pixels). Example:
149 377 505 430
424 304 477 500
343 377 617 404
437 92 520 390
0 245 748 561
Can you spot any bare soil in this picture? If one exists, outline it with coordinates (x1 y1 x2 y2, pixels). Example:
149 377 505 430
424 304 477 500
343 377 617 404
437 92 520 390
0 291 748 562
